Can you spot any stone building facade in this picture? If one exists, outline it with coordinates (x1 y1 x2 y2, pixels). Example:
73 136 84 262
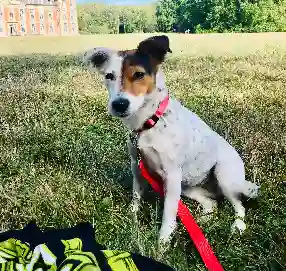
0 0 78 37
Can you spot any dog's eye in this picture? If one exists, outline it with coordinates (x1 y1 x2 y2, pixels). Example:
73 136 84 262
133 71 145 80
105 73 115 80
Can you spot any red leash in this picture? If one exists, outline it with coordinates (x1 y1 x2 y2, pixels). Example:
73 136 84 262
139 161 224 271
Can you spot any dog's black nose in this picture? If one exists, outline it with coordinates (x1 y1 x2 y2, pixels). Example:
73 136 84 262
111 98 130 115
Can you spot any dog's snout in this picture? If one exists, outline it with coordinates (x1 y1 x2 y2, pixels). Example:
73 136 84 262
111 98 130 114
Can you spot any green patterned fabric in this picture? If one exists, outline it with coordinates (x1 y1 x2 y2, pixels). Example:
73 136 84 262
0 223 174 271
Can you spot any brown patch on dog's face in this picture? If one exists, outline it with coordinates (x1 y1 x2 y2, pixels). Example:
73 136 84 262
116 36 172 97
121 54 156 97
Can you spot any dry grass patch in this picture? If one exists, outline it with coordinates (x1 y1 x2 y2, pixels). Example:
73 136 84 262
1 32 286 57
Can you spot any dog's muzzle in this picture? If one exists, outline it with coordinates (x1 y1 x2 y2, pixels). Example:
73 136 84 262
111 98 130 116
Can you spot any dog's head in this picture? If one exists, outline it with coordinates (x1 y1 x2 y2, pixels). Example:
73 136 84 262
83 35 172 118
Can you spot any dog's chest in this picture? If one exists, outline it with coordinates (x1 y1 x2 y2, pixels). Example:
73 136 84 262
137 101 219 182
138 128 181 175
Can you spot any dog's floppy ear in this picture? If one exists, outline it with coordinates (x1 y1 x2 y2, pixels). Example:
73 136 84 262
136 35 172 65
83 47 112 73
118 49 136 58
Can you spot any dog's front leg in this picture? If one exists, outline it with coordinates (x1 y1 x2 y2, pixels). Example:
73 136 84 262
159 168 182 247
127 139 146 215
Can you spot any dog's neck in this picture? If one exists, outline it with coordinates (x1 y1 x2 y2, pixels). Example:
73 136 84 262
122 69 169 131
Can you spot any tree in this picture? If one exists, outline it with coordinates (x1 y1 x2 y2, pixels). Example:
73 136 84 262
156 0 179 32
77 3 156 34
155 0 286 33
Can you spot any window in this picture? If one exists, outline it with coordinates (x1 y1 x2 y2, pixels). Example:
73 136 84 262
63 23 68 32
63 14 67 21
30 9 35 20
20 9 24 19
48 12 52 20
0 11 2 32
39 10 44 20
9 10 14 21
31 23 36 33
9 23 17 36
49 24 53 33
21 24 25 33
71 23 76 32
40 24 45 33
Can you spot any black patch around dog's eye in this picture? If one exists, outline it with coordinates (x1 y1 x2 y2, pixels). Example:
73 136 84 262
133 71 145 80
105 73 115 80
91 51 108 68
124 54 153 75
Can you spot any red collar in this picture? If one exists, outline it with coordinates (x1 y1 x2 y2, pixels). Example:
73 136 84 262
135 95 169 133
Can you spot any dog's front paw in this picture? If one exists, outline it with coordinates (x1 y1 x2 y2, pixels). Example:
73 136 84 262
157 239 170 259
130 199 140 223
157 234 172 257
130 199 140 214
231 218 246 235
158 221 177 249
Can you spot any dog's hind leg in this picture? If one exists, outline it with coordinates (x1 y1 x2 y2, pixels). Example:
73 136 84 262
214 154 259 234
182 187 217 222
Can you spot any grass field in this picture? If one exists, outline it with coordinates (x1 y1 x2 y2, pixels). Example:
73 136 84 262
2 32 286 57
1 33 286 270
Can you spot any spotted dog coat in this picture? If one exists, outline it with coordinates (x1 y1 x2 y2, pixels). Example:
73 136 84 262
83 35 260 248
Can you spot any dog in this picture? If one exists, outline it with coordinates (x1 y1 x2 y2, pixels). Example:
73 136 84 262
83 35 260 248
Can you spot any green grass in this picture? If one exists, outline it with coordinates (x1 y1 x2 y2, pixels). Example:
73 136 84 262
1 34 286 270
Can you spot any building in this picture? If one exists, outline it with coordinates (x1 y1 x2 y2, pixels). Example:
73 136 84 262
0 0 78 37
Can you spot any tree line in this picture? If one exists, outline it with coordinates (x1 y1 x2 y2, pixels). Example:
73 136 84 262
77 3 157 34
77 0 286 34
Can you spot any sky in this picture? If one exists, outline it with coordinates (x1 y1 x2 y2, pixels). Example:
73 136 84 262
76 0 155 5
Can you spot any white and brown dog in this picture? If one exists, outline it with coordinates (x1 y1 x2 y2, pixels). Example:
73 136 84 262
83 35 260 247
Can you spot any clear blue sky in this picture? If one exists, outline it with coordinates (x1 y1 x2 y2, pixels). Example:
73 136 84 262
76 0 155 5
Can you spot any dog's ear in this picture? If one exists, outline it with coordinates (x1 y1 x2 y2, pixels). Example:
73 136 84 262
83 47 112 73
136 35 172 65
118 49 136 58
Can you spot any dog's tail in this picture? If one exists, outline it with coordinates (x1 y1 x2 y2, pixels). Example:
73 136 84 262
241 181 260 198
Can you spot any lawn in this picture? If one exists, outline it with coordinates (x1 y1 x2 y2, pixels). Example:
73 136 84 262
2 32 286 57
0 33 286 270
